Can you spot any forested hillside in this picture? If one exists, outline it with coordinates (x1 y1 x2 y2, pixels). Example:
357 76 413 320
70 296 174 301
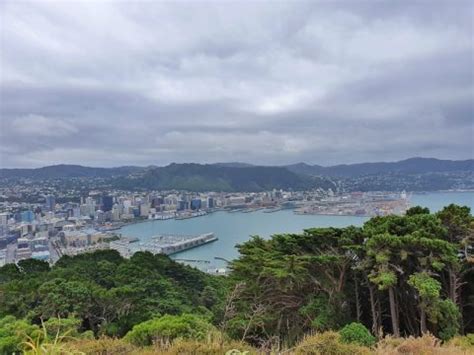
229 204 473 345
113 163 335 192
0 204 472 354
286 158 474 177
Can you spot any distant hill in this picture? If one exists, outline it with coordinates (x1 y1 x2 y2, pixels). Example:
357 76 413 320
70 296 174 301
286 158 474 177
0 164 143 179
212 162 255 168
113 163 335 192
2 158 472 192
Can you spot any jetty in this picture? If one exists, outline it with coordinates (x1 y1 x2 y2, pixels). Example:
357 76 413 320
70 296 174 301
140 233 217 255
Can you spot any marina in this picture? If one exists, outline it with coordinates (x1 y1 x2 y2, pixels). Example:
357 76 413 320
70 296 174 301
139 232 217 255
110 232 217 257
120 191 474 268
148 211 208 220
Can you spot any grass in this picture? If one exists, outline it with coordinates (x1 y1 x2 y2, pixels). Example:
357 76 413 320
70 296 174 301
22 320 83 355
19 325 474 355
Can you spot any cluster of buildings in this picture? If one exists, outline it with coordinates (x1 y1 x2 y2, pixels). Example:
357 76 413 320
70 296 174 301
295 191 410 216
0 188 314 266
0 185 410 267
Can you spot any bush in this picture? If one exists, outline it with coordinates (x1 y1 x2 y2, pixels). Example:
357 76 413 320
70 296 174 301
65 336 256 355
0 315 40 354
375 333 468 354
65 336 138 354
447 333 474 350
162 338 256 355
437 299 460 341
42 316 82 338
294 331 371 355
124 314 216 346
339 323 376 347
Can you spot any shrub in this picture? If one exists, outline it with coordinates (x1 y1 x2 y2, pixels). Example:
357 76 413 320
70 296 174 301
293 331 371 355
447 333 474 350
437 299 460 341
65 336 138 354
42 316 82 338
124 314 216 346
163 338 256 355
339 322 376 347
22 320 84 355
374 333 465 354
0 315 40 354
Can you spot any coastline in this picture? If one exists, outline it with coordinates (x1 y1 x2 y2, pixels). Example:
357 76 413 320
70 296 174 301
113 190 474 233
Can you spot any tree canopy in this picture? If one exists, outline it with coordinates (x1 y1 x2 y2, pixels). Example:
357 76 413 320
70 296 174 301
0 204 472 350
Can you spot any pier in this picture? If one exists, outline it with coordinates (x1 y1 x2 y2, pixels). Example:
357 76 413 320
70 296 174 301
140 233 217 255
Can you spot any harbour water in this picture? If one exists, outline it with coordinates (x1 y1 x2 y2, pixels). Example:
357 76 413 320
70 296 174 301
120 191 474 267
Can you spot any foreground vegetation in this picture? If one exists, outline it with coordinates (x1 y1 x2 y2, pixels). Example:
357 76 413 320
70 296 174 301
0 204 472 353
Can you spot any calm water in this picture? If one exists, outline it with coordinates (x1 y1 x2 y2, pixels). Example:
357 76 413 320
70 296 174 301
120 191 474 266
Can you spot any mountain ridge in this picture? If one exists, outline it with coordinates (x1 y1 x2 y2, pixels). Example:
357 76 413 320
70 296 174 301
285 157 474 177
1 157 473 194
1 157 472 179
112 163 336 192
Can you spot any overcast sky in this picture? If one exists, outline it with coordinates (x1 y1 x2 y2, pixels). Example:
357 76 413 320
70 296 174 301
1 0 473 168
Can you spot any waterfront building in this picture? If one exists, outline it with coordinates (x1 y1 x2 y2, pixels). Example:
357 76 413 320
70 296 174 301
178 200 186 211
112 204 121 221
190 199 202 210
123 200 132 211
139 203 150 217
207 197 215 209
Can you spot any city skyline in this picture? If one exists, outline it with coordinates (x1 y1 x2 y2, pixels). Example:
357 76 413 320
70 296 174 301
1 1 473 168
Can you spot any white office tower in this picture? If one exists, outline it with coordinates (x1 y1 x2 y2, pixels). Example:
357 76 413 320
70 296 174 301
112 204 121 221
140 203 150 217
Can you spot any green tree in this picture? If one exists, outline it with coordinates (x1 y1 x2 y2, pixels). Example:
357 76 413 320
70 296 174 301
124 314 216 346
0 315 40 354
339 322 376 347
408 272 442 334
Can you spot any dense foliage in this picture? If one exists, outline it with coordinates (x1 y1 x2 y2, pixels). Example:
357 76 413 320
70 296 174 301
0 250 227 339
0 204 472 353
228 204 473 346
339 323 377 347
124 314 217 346
113 163 335 192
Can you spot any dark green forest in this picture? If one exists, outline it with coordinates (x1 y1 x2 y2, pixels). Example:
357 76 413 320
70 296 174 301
0 204 472 353
229 204 473 346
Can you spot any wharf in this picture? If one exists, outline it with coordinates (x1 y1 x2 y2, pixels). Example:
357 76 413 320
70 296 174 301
140 233 217 255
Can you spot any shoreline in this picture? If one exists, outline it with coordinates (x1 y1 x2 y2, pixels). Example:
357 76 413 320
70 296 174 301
114 190 474 232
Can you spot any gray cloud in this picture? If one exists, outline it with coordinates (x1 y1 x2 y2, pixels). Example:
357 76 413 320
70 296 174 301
0 0 473 168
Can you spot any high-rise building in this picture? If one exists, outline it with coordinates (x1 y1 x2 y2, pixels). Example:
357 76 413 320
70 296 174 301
21 210 35 223
45 195 56 212
139 203 150 217
102 195 113 212
0 212 9 236
0 212 9 227
207 197 215 209
96 210 105 223
190 199 202 210
178 200 186 211
112 204 121 221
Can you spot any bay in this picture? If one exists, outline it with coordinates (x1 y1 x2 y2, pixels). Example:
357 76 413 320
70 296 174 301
120 191 474 267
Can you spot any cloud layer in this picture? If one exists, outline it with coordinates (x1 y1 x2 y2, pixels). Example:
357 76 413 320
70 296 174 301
1 0 473 168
